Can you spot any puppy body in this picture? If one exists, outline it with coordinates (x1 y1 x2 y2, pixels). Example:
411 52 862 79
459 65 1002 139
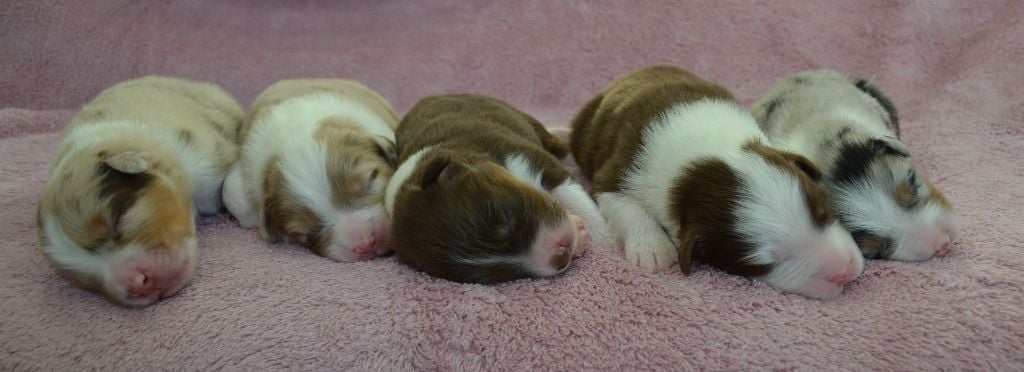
751 69 958 261
572 66 863 299
384 94 607 283
222 80 399 261
38 76 243 307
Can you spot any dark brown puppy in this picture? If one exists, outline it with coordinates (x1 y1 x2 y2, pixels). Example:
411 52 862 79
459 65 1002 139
571 66 863 299
385 94 609 283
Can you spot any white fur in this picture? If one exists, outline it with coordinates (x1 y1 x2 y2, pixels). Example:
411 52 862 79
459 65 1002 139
621 99 764 243
753 70 959 262
54 120 224 215
233 94 395 222
617 99 861 297
504 154 611 249
41 212 199 306
230 93 393 228
595 192 677 272
384 146 434 216
503 154 545 190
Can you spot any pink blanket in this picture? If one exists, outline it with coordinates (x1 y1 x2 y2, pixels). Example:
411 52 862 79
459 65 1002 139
2 1 1022 370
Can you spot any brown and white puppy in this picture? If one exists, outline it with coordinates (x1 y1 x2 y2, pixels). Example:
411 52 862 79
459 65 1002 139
38 76 243 307
222 80 398 261
384 94 609 284
571 66 864 299
751 70 958 261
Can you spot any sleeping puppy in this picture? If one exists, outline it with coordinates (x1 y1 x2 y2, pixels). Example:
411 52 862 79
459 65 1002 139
37 76 243 307
222 79 399 261
751 70 958 261
384 94 609 283
571 66 864 299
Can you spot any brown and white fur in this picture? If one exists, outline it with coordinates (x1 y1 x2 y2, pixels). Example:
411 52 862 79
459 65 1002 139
751 69 958 261
222 80 398 261
571 66 864 299
37 76 243 307
384 94 609 284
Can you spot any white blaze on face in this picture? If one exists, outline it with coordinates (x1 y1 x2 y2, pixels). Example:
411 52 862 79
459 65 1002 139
732 153 864 300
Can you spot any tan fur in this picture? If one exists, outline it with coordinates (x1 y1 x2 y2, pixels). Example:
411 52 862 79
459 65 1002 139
239 79 399 258
243 79 399 141
38 76 243 306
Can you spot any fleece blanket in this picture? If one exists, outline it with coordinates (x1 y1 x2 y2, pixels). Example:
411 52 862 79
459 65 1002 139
2 1 1022 370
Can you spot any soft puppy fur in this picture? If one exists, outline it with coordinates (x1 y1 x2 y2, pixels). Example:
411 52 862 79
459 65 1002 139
384 94 608 284
222 79 399 262
571 66 864 299
37 76 243 307
751 69 958 261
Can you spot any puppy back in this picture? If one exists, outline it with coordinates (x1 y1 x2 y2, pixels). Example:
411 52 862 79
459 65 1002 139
570 66 735 193
243 79 399 141
397 94 567 171
71 76 244 145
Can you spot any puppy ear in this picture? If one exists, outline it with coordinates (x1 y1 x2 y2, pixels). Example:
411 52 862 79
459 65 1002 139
677 227 699 275
101 151 151 174
872 137 910 158
372 136 398 167
417 157 456 190
784 152 823 181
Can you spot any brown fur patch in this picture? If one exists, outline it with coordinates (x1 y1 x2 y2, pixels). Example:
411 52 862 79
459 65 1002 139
669 160 773 276
571 66 780 277
924 178 953 210
570 66 735 195
743 141 834 228
391 94 572 283
260 157 330 256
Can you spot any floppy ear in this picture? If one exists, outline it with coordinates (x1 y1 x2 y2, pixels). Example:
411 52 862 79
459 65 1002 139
101 151 151 174
417 157 459 190
873 137 910 158
784 152 823 181
677 227 699 275
372 136 398 167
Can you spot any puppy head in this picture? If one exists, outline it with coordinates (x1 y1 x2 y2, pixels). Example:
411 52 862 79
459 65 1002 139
38 148 196 307
752 69 899 137
388 149 585 283
261 119 396 261
674 142 863 299
830 137 958 261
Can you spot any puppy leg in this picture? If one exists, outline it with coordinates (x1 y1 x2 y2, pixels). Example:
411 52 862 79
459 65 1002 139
550 180 611 252
222 163 258 228
596 192 677 272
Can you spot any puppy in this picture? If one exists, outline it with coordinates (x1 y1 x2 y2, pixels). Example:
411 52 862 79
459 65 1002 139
571 66 864 299
384 94 609 284
222 80 398 261
751 70 958 261
37 76 243 307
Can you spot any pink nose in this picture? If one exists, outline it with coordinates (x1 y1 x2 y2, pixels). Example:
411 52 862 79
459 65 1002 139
827 262 855 286
117 261 189 300
351 233 379 257
934 241 951 257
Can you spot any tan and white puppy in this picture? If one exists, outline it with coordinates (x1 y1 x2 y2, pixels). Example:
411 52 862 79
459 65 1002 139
384 94 609 284
38 76 243 307
222 80 398 261
751 70 958 261
571 66 864 299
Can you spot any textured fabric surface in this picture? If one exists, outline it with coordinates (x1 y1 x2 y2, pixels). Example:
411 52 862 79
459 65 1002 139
2 1 1022 370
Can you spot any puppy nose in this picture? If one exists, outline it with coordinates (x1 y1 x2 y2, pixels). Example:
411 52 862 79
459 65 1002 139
352 233 378 257
827 261 855 286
